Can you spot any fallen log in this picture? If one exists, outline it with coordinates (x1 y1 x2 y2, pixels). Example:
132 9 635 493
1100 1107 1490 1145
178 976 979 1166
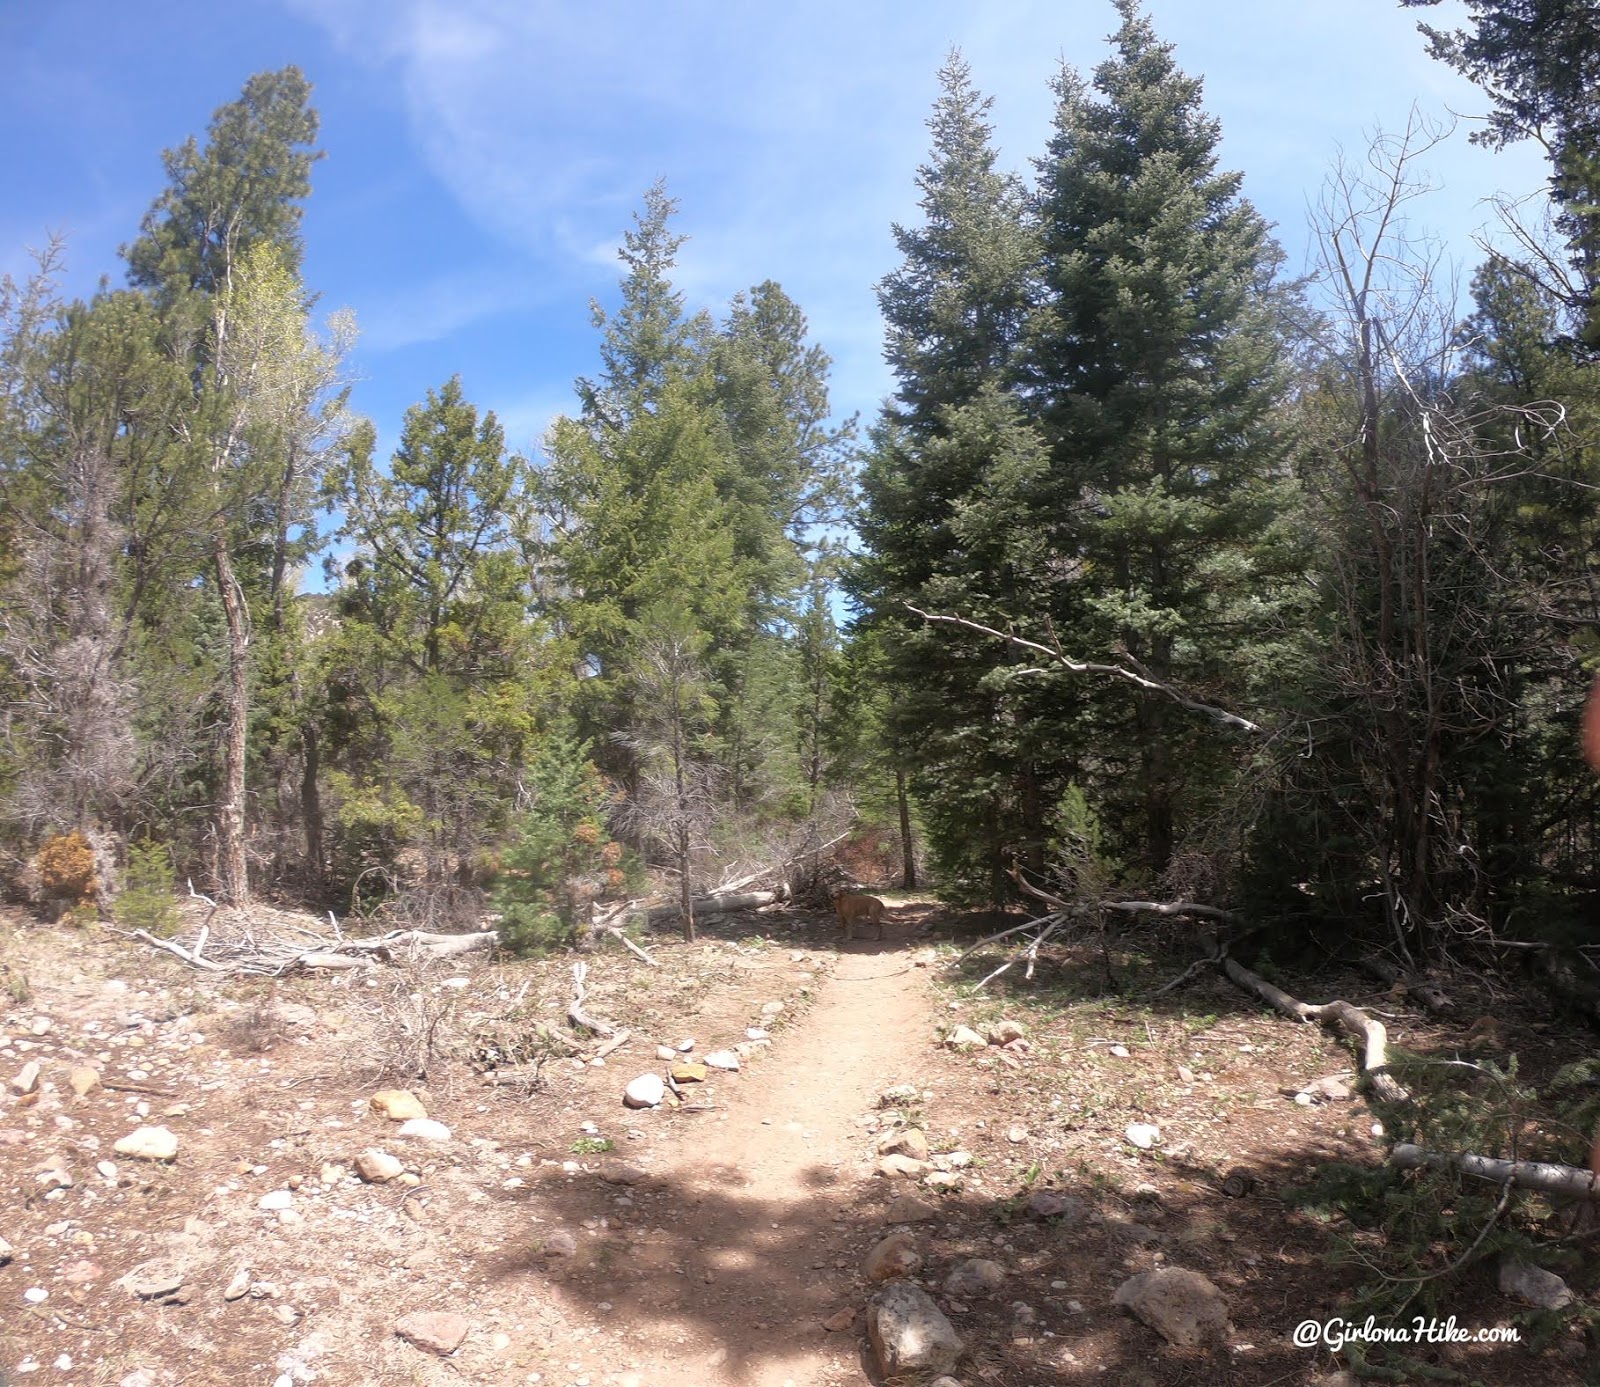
1356 956 1454 1014
1222 956 1410 1104
1391 1143 1600 1201
643 891 779 924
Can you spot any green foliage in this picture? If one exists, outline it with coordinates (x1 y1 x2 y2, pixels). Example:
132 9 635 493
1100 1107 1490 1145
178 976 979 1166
325 772 423 911
117 840 179 937
494 730 620 956
571 1136 615 1155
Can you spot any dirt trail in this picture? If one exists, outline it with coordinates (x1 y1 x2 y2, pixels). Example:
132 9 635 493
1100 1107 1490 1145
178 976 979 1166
573 943 936 1387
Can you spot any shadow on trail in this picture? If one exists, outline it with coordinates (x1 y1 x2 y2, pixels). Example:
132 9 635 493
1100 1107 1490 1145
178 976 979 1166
473 1138 1459 1386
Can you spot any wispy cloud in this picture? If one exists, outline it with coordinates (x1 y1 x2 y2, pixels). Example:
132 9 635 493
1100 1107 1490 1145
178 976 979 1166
284 0 1552 423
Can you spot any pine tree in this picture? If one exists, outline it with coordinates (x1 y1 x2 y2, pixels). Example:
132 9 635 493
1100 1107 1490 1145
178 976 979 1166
853 52 1055 900
1022 0 1294 876
327 378 546 891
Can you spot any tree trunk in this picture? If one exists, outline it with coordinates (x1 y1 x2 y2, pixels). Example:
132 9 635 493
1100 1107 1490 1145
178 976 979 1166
896 765 917 890
301 718 325 887
213 535 251 905
678 824 695 942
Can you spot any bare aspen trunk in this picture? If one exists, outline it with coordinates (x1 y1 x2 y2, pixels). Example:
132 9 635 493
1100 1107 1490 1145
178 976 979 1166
214 536 251 905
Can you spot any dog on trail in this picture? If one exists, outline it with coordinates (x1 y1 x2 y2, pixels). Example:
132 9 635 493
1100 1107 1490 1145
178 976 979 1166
834 891 886 941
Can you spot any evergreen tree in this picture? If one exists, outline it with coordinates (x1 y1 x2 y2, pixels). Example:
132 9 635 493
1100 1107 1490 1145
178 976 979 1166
853 53 1052 901
1022 0 1295 876
327 378 547 892
1402 0 1600 348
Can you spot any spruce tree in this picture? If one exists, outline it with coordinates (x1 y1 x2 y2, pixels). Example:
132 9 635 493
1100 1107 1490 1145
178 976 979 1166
1023 0 1294 876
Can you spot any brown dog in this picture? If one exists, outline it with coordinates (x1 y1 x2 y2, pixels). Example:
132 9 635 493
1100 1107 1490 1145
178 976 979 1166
835 892 886 941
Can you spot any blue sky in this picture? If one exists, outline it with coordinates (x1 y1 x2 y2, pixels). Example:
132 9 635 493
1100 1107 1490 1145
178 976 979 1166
2 0 1554 465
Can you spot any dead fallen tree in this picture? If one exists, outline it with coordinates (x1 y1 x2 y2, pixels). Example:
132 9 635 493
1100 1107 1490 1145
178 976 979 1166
1221 955 1410 1104
643 890 781 925
1391 1143 1600 1201
112 908 498 977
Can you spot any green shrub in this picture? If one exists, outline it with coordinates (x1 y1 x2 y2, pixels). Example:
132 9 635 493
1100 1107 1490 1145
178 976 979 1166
117 840 179 937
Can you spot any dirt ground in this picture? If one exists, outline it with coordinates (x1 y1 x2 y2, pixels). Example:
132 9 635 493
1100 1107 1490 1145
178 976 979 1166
0 899 1594 1386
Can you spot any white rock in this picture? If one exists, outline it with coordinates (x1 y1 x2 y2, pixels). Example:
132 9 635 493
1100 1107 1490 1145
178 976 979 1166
703 1050 740 1071
655 1045 677 1061
944 1025 987 1051
1110 1044 1131 1058
258 1190 294 1212
623 1073 666 1109
113 1126 178 1162
1125 1123 1161 1150
676 1038 696 1052
397 1118 452 1142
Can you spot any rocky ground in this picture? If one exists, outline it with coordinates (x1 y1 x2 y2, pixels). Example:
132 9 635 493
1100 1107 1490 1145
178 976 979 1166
0 899 1593 1386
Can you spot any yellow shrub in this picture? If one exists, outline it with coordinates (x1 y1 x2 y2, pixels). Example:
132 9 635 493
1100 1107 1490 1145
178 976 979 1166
37 831 98 907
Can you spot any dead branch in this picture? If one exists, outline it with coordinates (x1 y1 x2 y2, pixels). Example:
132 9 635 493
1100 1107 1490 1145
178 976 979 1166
130 929 229 973
1222 956 1410 1103
907 605 1262 734
643 890 780 924
1356 955 1454 1013
567 961 616 1038
1102 899 1237 921
1391 1143 1600 1201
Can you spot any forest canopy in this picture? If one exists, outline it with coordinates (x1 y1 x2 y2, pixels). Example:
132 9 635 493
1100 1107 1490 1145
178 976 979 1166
4 0 1600 968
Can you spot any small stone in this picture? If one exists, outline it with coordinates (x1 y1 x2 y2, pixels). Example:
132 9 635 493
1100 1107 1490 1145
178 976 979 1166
1304 1075 1352 1102
944 1258 1006 1297
1294 1092 1314 1106
1498 1254 1573 1309
1006 1124 1028 1143
878 1154 930 1179
822 1306 856 1332
1176 1065 1195 1083
987 1019 1026 1045
370 1090 427 1122
491 1331 511 1350
118 1260 184 1301
397 1118 452 1142
876 1127 930 1161
113 1125 178 1162
670 1061 708 1083
655 1046 677 1061
394 1310 471 1356
760 1002 784 1017
923 1171 962 1191
540 1229 579 1257
258 1190 294 1212
884 1193 938 1223
69 1067 100 1097
704 1050 740 1071
96 1160 117 1180
1025 1190 1074 1220
676 1038 696 1052
12 1061 40 1094
24 1286 48 1303
943 1025 987 1051
1125 1123 1161 1150
0 1235 12 1265
745 1027 768 1041
945 1150 973 1169
863 1231 922 1282
1109 1044 1131 1057
624 1073 666 1109
224 1267 251 1301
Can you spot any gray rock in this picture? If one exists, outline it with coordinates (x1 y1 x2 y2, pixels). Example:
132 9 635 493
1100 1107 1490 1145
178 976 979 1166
943 1258 1007 1298
944 1025 987 1051
1498 1254 1573 1309
1114 1267 1232 1348
879 1083 919 1106
878 1154 930 1179
867 1280 964 1376
1025 1190 1079 1220
986 1019 1026 1045
703 1050 740 1071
